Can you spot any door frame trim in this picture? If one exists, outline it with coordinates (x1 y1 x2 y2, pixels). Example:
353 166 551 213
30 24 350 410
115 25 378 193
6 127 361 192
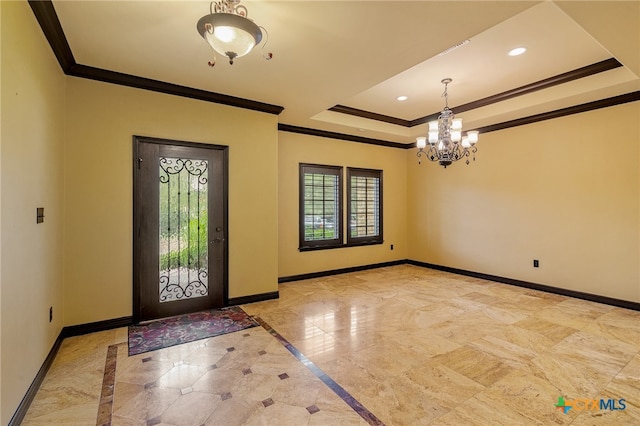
132 135 229 323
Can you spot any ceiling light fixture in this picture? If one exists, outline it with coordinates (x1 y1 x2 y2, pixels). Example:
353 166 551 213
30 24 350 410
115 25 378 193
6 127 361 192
416 78 479 168
508 47 526 56
397 96 408 101
196 0 272 66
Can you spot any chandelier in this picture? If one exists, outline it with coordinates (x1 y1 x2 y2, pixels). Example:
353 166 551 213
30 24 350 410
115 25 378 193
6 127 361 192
416 78 479 168
196 0 272 66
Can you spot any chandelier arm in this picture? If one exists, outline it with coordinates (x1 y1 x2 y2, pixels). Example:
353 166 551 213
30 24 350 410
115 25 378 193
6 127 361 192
260 26 273 60
426 146 440 163
207 47 217 67
450 145 458 160
417 148 439 161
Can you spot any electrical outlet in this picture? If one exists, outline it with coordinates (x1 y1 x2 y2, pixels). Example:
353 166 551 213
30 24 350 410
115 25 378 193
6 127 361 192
37 207 45 224
533 259 539 268
49 306 53 322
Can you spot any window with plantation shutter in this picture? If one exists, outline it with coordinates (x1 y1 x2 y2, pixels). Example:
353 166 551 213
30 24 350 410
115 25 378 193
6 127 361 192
299 164 343 250
299 164 383 251
347 168 382 245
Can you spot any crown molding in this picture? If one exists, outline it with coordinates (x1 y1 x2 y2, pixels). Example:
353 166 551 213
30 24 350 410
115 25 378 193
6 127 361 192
473 91 640 135
278 124 407 149
283 90 640 149
68 64 284 114
328 105 412 127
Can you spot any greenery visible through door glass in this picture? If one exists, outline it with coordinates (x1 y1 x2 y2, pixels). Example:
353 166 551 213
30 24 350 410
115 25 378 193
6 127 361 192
158 157 209 301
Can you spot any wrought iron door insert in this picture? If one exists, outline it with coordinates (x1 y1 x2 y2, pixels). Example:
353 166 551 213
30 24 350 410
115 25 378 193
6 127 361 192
159 157 209 302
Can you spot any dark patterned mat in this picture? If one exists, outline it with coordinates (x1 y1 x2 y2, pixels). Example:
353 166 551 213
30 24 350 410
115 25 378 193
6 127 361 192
128 306 258 356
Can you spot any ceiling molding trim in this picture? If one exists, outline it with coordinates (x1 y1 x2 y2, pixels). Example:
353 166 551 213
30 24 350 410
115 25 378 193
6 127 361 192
28 0 76 72
331 58 623 128
472 90 640 135
328 106 412 127
28 0 284 116
282 91 639 150
68 64 285 115
278 124 407 149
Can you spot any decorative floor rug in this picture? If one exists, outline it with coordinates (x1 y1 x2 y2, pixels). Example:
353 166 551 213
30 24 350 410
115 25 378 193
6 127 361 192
128 306 259 356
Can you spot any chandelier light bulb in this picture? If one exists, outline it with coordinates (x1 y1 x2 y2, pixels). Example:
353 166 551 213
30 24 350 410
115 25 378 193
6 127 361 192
467 131 479 145
214 26 237 43
416 137 427 149
428 131 438 144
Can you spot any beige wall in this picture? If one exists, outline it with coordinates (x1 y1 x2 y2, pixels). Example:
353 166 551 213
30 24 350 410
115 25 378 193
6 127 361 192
278 132 408 277
64 78 279 326
1 1 66 423
407 102 640 302
0 1 3 419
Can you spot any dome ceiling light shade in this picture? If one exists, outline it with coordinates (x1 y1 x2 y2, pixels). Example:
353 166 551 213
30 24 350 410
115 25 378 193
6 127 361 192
416 78 479 168
196 0 272 66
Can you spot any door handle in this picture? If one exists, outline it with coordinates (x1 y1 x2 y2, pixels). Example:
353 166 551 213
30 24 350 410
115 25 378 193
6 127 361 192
211 238 225 244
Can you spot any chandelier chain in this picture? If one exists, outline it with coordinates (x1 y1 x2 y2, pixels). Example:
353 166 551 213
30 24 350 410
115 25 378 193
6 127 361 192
442 82 449 108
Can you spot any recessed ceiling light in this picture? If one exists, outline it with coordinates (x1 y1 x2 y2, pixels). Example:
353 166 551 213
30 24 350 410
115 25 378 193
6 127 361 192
397 96 408 101
508 47 527 56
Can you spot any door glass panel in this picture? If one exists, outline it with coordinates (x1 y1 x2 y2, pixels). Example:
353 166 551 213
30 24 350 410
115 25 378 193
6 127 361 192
158 157 209 302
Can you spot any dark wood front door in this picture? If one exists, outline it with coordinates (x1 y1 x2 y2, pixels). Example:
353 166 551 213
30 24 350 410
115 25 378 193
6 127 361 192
133 136 228 322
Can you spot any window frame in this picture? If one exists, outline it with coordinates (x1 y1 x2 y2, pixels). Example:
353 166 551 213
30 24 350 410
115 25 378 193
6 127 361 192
347 167 383 246
299 163 344 251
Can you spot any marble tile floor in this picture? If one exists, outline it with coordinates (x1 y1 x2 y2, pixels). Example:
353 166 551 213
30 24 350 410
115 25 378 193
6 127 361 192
22 325 365 426
22 265 640 425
